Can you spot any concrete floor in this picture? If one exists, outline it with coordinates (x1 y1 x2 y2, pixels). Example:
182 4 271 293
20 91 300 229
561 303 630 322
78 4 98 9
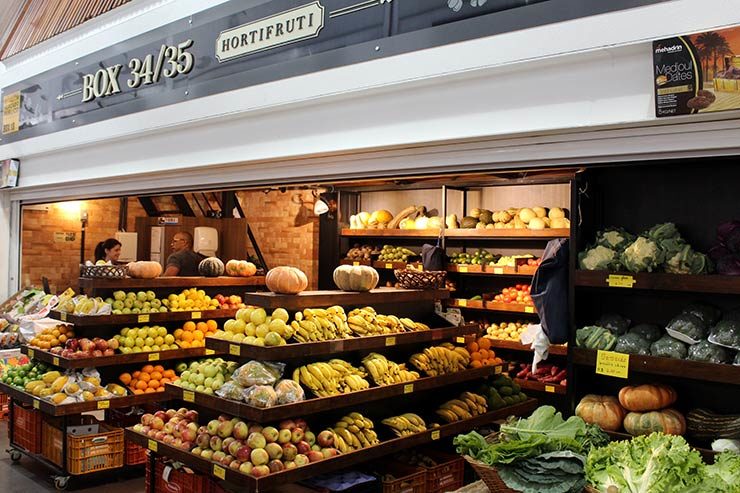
0 421 146 492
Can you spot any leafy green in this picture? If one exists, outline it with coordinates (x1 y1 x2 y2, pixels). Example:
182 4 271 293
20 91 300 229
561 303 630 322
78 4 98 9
500 406 586 442
498 451 587 493
621 236 665 273
683 452 740 493
646 222 680 241
664 243 713 274
579 245 621 271
586 432 705 493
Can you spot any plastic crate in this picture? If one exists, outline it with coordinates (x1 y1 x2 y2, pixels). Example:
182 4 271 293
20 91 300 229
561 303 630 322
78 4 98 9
147 455 210 493
12 401 42 453
125 440 147 466
380 463 426 493
418 449 465 493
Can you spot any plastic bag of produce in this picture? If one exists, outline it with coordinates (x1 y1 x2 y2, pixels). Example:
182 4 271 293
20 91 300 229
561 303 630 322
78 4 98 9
231 361 285 387
215 381 245 401
708 319 740 350
734 352 740 366
243 385 278 408
596 313 631 335
628 324 662 342
274 379 305 404
682 304 721 327
614 333 651 355
650 335 688 359
687 340 732 364
665 313 707 343
576 326 617 350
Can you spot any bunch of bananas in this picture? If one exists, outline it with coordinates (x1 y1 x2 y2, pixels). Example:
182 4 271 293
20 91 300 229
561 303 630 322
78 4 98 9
382 413 427 437
409 343 471 376
293 360 370 397
435 391 488 423
362 353 420 386
290 306 353 342
332 412 380 453
347 307 430 336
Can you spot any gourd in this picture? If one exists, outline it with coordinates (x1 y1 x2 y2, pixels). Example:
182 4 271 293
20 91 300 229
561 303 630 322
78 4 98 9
623 409 686 436
198 257 225 277
575 394 626 431
127 261 162 279
266 266 308 294
618 384 677 412
333 265 379 292
225 259 257 277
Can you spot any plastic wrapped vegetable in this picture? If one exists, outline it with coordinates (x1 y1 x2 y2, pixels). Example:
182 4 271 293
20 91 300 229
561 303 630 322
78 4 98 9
578 245 621 271
735 352 740 366
621 236 664 273
628 324 662 342
243 385 278 408
274 379 305 404
215 381 246 401
687 340 732 364
595 227 635 252
614 333 651 355
709 319 740 349
576 326 617 350
683 304 721 327
665 313 707 342
231 361 284 387
718 220 740 253
596 313 631 335
650 335 688 359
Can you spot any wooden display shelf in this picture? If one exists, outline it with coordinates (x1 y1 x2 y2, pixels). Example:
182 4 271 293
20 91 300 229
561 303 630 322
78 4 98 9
448 299 537 315
571 348 740 385
78 276 266 290
447 264 532 277
445 229 570 239
164 366 499 421
340 259 373 266
242 287 449 310
0 381 162 416
205 324 479 360
514 378 567 395
49 308 239 326
373 260 423 270
21 345 216 369
605 430 717 462
484 339 568 356
574 270 740 294
341 229 441 238
124 398 537 492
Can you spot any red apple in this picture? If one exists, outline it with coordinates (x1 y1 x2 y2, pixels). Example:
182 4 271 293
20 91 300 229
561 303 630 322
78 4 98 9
141 414 154 426
196 433 211 449
284 461 297 470
180 441 192 451
262 426 279 443
200 449 214 460
294 419 308 431
103 349 115 357
221 454 234 467
306 450 324 463
248 424 263 435
317 430 334 448
265 443 283 460
282 443 297 461
268 460 285 473
229 460 241 470
279 420 296 431
92 350 103 358
212 451 226 463
236 445 252 462
247 432 266 450
251 465 270 477
233 421 249 441
322 448 339 458
291 428 305 444
296 441 311 455
210 435 223 452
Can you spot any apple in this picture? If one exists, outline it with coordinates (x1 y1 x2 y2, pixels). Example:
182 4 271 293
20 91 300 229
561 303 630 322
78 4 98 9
197 425 208 435
147 429 158 438
294 454 309 467
212 451 226 463
181 426 196 443
92 350 103 357
247 432 267 450
162 434 175 445
279 420 296 431
322 448 339 458
218 414 231 422
177 407 189 417
294 419 308 430
250 448 269 466
281 443 297 461
132 424 143 434
291 428 305 444
268 460 285 473
141 414 154 426
172 437 183 448
154 410 168 421
151 417 164 431
317 430 334 448
236 445 252 462
265 443 283 460
166 409 177 420
248 424 263 435
311 444 321 452
284 461 297 470
164 422 176 436
107 338 119 350
210 435 223 452
79 338 94 352
251 465 270 477
200 449 214 460
196 433 211 449
221 454 234 467
61 349 73 359
305 431 316 446
239 462 253 475
262 426 279 443
218 420 234 439
296 441 311 455
227 440 242 457
103 349 115 357
66 339 79 351
233 421 249 441
180 441 193 451
140 426 151 435
154 431 166 441
229 460 241 470
184 410 199 422
207 420 220 435
306 450 324 463
191 447 203 456
277 429 292 444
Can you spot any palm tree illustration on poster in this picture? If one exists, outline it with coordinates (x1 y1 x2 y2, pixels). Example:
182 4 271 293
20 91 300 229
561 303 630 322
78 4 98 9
689 27 740 113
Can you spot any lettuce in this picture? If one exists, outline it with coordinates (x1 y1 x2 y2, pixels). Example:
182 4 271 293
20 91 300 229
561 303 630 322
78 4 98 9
621 236 665 273
684 452 740 493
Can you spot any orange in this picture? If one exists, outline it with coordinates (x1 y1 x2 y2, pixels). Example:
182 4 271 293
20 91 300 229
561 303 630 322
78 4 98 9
133 389 144 395
132 371 141 379
174 329 184 340
150 371 163 381
163 370 175 379
142 364 154 374
481 359 492 366
179 341 191 348
144 387 155 393
466 342 479 353
119 373 132 385
183 321 196 332
157 387 165 392
470 360 483 368
193 330 204 342
471 351 482 362
136 381 148 390
478 338 491 350
129 379 138 390
479 349 489 360
181 331 194 343
206 320 218 332
160 378 171 385
139 372 151 383
196 322 207 332
153 365 165 373
148 380 160 389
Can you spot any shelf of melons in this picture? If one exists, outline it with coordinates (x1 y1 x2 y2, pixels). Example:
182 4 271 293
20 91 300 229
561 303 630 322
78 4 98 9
0 381 162 416
241 287 449 310
124 398 538 492
340 228 570 239
448 299 537 315
205 324 480 360
340 229 441 238
49 308 240 326
163 365 500 422
78 276 266 291
20 345 219 369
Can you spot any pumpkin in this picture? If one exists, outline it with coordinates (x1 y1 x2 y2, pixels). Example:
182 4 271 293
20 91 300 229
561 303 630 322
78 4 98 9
127 261 162 279
225 259 257 277
198 257 225 277
333 265 379 292
265 266 308 294
618 384 677 412
623 409 686 436
575 394 626 431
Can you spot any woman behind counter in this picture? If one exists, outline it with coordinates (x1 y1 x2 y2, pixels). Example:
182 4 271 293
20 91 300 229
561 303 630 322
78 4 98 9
94 238 122 264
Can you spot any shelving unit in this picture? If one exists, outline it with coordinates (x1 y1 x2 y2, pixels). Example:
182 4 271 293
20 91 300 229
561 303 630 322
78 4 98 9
575 270 740 294
78 276 266 293
448 299 537 315
486 339 568 356
20 346 212 369
341 229 570 239
514 379 568 395
242 287 448 310
50 308 239 326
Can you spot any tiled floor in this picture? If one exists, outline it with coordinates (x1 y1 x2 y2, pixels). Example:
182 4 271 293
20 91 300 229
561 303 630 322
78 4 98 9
0 421 146 492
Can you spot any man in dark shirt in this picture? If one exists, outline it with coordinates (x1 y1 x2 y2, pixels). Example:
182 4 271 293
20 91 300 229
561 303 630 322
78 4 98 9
162 232 204 276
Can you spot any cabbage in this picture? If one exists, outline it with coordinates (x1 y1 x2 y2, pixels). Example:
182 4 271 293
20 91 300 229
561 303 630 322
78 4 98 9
645 222 680 241
650 335 688 359
595 227 635 252
687 340 732 364
628 324 662 342
717 220 740 253
621 236 664 273
664 243 713 274
578 245 621 271
716 255 740 276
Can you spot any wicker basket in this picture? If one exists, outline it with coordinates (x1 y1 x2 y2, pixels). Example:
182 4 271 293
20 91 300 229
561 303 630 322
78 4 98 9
80 264 128 278
394 269 447 289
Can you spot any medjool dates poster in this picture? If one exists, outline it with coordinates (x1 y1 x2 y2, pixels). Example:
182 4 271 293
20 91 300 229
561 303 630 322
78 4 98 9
654 26 740 117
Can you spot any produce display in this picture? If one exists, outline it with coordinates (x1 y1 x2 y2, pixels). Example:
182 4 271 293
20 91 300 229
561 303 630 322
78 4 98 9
479 373 528 410
465 337 503 367
515 363 567 386
409 343 471 376
119 364 179 394
51 335 120 358
435 391 488 423
491 284 533 306
199 257 225 277
448 249 499 265
21 368 118 404
109 290 168 314
332 265 379 292
362 353 419 385
575 395 625 432
166 288 222 312
174 320 219 348
213 294 246 310
343 244 380 262
224 259 258 277
57 294 112 315
378 245 416 262
28 324 76 350
349 206 451 230
381 413 428 437
458 206 569 230
709 220 740 275
331 412 380 452
174 358 238 395
294 359 371 396
265 266 308 294
115 325 178 353
1 360 53 389
579 223 712 274
0 319 21 349
686 408 740 440
485 321 527 342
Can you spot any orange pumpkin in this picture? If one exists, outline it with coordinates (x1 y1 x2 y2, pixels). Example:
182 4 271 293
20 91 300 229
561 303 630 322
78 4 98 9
623 409 686 436
575 394 626 431
265 266 308 294
127 261 162 278
618 384 677 412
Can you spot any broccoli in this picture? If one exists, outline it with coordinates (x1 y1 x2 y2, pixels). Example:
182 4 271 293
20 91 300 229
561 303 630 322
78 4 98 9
666 313 708 342
687 340 732 364
650 335 688 359
629 324 662 342
709 319 740 349
614 333 652 355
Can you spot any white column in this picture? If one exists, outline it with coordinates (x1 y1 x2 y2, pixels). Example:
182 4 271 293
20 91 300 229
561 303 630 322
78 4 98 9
0 191 12 299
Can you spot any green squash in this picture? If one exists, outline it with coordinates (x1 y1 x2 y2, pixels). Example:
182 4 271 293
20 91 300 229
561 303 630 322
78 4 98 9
623 408 686 436
198 257 224 277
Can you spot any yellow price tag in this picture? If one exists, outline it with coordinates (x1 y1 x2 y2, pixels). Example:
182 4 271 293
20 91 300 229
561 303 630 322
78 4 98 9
192 312 201 320
493 267 504 275
60 312 67 322
229 344 241 356
545 385 555 393
52 357 59 366
455 336 465 344
458 266 468 273
97 400 110 409
403 383 414 394
385 263 393 269
183 390 195 403
138 314 150 323
385 336 396 346
431 430 440 440
205 349 215 355
213 464 226 480
607 274 636 288
353 261 360 266
524 306 534 313
148 439 158 452
458 299 467 307
33 399 40 409
494 366 502 374
27 349 34 359
148 353 160 361
595 350 630 379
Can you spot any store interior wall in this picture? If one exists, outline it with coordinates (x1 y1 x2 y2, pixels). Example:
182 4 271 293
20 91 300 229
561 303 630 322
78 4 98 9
0 191 10 300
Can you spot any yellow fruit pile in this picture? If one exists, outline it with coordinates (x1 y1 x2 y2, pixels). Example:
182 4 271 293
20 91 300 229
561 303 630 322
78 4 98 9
164 288 220 312
24 370 116 405
174 320 218 348
115 325 177 354
29 325 74 350
485 321 527 342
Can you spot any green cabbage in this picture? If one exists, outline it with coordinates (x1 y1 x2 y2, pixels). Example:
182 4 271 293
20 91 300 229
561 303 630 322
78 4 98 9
578 245 621 271
621 236 665 273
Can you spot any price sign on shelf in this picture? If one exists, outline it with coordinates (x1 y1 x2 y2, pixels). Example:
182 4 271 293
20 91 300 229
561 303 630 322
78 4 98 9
27 349 34 359
33 399 40 409
595 350 630 379
458 299 467 307
148 353 160 361
458 266 468 273
191 311 201 320
403 383 414 394
97 400 110 409
352 261 360 266
524 306 534 313
545 385 555 393
431 430 441 440
183 390 195 403
606 274 636 288
229 344 241 356
148 439 158 452
455 336 465 344
60 312 67 322
385 263 393 269
493 267 504 275
213 464 226 480
52 357 59 366
385 336 396 347
205 349 215 355
138 314 150 323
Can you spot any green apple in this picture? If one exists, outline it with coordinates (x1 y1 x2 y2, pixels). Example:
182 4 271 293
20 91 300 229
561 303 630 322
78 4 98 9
113 291 126 301
272 308 289 322
250 308 267 325
136 291 147 301
146 290 156 301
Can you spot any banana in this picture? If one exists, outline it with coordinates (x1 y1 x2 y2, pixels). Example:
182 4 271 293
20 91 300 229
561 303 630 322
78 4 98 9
435 408 458 423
